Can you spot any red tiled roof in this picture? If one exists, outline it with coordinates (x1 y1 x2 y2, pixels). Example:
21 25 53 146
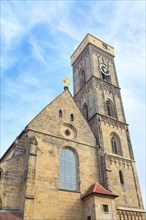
0 211 23 220
82 182 118 199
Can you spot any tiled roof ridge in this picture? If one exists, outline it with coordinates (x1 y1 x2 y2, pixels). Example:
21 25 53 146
82 182 118 199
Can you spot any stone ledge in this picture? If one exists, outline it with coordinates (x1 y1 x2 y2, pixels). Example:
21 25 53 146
106 152 135 162
116 206 146 213
99 114 128 130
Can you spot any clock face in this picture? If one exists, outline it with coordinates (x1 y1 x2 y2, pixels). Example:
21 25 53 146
100 64 110 76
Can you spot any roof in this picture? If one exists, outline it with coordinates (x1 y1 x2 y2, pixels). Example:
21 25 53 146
82 182 118 199
0 211 23 220
1 87 96 162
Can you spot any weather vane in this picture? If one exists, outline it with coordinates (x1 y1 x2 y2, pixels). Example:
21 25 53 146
63 77 70 89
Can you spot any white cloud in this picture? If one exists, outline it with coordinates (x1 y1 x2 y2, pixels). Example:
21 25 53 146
18 71 40 87
1 17 24 44
29 37 48 65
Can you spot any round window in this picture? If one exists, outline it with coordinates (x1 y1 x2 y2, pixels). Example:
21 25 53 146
65 129 71 137
60 123 77 139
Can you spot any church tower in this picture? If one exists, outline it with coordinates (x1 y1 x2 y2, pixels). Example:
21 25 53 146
0 33 145 220
71 34 144 217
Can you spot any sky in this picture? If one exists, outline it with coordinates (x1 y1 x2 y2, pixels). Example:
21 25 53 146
1 0 145 208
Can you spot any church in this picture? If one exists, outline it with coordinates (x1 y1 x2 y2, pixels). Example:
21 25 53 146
0 34 145 220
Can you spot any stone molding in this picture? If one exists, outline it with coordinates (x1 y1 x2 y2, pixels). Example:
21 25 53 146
99 151 135 169
117 210 144 220
106 152 134 162
28 129 96 149
91 45 114 60
107 153 134 169
94 77 120 97
74 76 121 99
99 114 128 130
116 206 146 213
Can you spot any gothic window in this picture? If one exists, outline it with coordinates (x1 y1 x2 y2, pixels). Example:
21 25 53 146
106 100 115 118
60 148 77 191
111 133 123 156
112 138 118 154
102 73 111 82
83 104 88 120
70 113 74 121
119 170 124 184
80 69 86 89
59 110 62 118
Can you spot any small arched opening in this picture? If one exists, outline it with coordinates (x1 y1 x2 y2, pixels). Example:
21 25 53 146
70 113 74 121
119 170 124 184
83 104 88 120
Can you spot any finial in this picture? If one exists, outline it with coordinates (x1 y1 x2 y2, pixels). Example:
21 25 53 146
63 77 70 90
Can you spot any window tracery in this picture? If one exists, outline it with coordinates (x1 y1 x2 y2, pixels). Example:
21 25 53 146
106 100 115 118
111 133 123 156
60 148 77 191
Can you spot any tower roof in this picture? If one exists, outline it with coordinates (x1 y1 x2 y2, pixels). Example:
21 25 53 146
82 182 118 199
71 33 115 65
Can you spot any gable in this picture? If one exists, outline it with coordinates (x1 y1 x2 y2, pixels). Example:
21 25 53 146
27 89 96 146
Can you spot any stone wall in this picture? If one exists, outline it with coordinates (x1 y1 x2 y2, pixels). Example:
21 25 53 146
23 130 99 220
83 195 117 220
22 90 100 219
0 135 29 211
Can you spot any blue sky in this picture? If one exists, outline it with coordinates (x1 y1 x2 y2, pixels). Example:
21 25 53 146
1 0 145 207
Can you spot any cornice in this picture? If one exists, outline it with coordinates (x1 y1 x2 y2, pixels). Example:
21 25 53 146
88 113 128 130
99 114 128 130
116 206 146 213
74 76 121 99
105 152 135 163
94 76 121 96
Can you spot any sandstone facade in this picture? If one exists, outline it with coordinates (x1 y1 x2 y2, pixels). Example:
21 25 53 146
0 34 145 220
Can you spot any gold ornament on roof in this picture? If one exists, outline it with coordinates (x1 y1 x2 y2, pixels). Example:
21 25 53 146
63 77 70 87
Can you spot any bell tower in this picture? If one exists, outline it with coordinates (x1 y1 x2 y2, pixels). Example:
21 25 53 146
71 34 144 216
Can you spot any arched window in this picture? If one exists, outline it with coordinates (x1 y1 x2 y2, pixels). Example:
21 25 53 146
60 148 77 191
111 138 118 154
119 170 124 184
70 113 74 121
106 100 115 118
102 73 111 83
111 133 123 156
80 69 86 88
59 110 62 118
83 104 88 120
